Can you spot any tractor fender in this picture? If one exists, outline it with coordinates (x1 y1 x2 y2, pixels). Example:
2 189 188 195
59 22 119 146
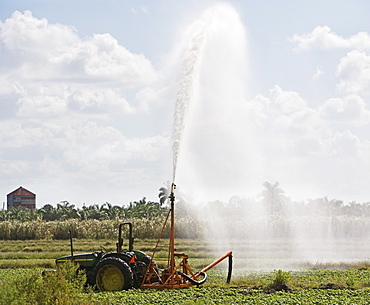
102 252 133 264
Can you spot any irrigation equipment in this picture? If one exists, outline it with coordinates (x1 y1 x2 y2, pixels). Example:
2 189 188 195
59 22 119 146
55 183 233 291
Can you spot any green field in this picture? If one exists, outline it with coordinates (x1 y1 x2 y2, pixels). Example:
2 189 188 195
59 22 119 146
0 238 370 304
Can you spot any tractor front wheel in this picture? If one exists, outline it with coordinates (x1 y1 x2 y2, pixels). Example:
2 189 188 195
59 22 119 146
92 257 133 291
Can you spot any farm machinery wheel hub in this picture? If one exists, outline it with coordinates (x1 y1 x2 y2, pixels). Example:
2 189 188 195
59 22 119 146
96 264 124 291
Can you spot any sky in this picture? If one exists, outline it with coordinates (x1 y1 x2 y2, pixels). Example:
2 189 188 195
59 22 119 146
1 0 370 208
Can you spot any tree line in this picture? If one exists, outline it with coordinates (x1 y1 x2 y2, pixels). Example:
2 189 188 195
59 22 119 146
0 197 169 222
2 182 370 222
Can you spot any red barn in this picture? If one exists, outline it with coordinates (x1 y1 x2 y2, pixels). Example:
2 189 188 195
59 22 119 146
7 186 36 210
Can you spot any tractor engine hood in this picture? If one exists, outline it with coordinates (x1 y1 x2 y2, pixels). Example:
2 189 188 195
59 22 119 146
56 252 102 268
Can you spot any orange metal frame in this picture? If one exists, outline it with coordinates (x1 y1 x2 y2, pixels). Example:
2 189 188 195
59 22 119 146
140 183 232 289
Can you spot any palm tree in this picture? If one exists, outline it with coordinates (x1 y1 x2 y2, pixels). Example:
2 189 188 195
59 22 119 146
7 207 36 221
261 181 286 215
38 204 59 221
158 182 170 206
56 201 78 220
132 197 149 218
77 204 88 220
0 209 9 221
102 202 123 220
125 197 168 219
83 204 107 220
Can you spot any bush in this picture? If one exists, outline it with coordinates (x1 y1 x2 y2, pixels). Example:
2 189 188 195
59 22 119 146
0 262 92 305
267 269 291 291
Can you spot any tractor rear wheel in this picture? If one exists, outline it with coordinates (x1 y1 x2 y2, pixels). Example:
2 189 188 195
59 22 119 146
92 257 133 291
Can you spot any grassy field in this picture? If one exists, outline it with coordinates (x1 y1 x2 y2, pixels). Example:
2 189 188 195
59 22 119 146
0 238 218 270
0 238 370 304
1 266 370 304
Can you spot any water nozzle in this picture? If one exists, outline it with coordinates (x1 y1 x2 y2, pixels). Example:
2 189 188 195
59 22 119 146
169 183 176 202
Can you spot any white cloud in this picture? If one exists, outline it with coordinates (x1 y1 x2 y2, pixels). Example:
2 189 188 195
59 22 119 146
0 10 171 205
244 85 370 203
130 6 149 14
322 130 361 157
248 86 370 161
74 121 123 145
313 66 323 80
0 10 78 54
82 33 156 83
269 85 307 114
0 118 169 178
135 87 171 112
290 26 370 51
135 87 157 112
71 88 136 114
17 95 68 117
335 50 370 95
290 26 370 105
0 11 158 120
319 95 370 125
2 5 370 206
0 11 156 84
124 135 169 162
0 121 31 147
248 86 317 137
0 160 31 175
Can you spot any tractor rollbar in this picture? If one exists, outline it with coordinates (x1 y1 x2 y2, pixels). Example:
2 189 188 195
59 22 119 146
117 222 134 252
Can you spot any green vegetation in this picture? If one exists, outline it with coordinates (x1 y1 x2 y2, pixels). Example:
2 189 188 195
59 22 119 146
0 238 216 270
0 182 369 303
1 267 370 304
267 269 291 290
0 237 369 304
0 197 168 222
0 217 205 240
1 181 370 242
0 262 91 305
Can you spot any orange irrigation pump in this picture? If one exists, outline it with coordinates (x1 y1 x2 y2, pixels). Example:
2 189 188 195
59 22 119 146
56 183 233 291
141 183 232 289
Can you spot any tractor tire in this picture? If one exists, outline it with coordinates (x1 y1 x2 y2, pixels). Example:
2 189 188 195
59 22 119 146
92 257 133 291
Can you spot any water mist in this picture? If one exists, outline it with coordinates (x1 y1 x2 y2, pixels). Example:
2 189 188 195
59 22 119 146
171 3 370 270
172 12 206 183
172 2 257 266
172 4 257 200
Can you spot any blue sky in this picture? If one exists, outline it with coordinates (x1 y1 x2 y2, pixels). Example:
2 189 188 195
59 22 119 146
1 0 370 207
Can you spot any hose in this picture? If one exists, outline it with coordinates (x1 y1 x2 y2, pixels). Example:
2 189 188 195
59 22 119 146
227 253 232 283
177 271 207 286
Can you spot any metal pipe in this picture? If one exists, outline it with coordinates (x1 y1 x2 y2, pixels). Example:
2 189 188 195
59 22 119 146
196 251 233 283
169 183 176 281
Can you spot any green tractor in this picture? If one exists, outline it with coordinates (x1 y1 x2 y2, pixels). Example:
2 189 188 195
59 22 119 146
56 222 153 291
56 184 233 291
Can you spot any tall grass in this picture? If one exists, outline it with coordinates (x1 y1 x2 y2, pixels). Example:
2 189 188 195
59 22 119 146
1 213 369 241
0 217 204 240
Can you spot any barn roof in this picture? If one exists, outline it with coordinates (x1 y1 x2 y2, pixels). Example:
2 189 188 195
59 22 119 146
7 186 36 196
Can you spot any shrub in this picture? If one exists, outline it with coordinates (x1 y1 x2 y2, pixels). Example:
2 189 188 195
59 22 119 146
0 262 92 305
267 269 291 291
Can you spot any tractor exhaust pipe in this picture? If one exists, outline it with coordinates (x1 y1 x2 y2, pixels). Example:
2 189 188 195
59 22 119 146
69 229 74 260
